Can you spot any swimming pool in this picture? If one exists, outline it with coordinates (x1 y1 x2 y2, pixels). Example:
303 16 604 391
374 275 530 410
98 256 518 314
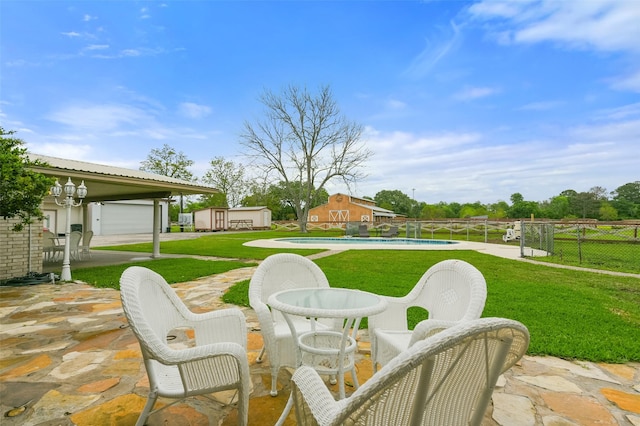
246 236 462 251
277 237 458 245
244 236 533 258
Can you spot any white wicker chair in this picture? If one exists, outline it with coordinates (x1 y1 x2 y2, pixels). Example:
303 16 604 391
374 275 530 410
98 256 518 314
292 317 529 426
80 230 93 259
249 253 341 396
68 230 82 260
369 259 487 372
43 230 63 262
120 266 250 426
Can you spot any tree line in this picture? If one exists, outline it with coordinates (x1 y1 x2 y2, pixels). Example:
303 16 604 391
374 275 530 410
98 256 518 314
372 185 640 221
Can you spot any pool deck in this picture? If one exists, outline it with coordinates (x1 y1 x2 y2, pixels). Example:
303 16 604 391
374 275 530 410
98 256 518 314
245 236 547 257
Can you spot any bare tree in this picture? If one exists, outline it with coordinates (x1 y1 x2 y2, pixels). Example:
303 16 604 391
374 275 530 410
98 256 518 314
240 85 372 232
202 157 247 207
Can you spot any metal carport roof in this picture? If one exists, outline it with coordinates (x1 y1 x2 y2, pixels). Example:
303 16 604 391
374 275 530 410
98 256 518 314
28 153 220 202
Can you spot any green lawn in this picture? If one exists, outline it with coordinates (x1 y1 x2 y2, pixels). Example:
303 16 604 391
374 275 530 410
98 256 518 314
90 230 639 363
536 240 640 274
95 230 336 259
73 257 257 289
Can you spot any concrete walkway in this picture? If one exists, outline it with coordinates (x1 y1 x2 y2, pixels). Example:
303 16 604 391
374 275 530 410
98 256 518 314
2 232 639 425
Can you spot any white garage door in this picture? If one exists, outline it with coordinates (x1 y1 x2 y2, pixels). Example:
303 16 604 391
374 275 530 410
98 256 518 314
100 203 156 235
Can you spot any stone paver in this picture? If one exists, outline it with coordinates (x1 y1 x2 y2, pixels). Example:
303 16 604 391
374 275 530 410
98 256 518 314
1 265 638 425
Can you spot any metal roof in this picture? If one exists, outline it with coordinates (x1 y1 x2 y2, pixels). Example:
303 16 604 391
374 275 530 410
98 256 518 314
229 206 269 211
352 202 396 217
28 153 219 203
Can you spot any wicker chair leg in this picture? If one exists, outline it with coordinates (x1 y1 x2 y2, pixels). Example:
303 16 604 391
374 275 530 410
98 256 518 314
136 391 158 426
256 346 266 363
270 366 279 396
350 367 359 389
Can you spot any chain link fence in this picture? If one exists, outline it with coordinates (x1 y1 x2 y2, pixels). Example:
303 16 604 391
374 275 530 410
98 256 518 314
524 222 640 274
273 220 640 273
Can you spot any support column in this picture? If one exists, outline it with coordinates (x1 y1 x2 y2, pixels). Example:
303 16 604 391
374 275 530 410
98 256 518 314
152 199 160 258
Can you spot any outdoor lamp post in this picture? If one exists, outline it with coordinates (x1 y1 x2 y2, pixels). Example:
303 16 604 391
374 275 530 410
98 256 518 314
51 177 87 281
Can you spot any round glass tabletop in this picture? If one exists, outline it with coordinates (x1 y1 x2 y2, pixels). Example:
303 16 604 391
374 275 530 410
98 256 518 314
269 288 387 318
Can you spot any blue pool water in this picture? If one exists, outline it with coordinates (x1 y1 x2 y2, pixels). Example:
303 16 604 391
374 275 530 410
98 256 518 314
277 237 458 245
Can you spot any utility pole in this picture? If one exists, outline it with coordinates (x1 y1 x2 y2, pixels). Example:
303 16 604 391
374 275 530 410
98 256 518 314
412 188 415 218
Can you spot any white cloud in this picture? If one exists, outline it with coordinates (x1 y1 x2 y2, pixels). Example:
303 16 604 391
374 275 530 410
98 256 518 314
178 102 212 119
46 104 152 132
468 0 640 53
333 113 638 203
121 49 141 57
88 47 169 60
61 31 81 38
5 59 30 67
140 7 150 19
453 86 500 101
403 20 462 79
610 69 640 93
570 117 640 142
83 44 109 51
518 100 564 111
593 103 640 121
26 142 94 160
83 14 95 22
387 99 407 110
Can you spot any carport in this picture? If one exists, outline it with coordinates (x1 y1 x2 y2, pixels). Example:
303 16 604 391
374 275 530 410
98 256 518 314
29 154 219 258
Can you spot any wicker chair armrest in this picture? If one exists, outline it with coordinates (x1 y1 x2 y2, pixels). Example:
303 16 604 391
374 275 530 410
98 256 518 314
252 301 277 339
177 342 250 395
368 297 411 332
408 319 458 347
154 341 245 364
185 308 248 348
292 366 344 425
182 305 245 324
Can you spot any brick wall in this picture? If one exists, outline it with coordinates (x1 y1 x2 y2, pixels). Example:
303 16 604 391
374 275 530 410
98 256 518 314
0 218 44 281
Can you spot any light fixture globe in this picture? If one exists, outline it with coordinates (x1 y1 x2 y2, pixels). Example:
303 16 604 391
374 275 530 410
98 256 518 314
76 180 88 199
51 180 62 198
64 177 76 197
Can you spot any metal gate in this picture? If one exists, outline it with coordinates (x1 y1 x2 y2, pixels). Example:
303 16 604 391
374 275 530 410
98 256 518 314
520 222 555 256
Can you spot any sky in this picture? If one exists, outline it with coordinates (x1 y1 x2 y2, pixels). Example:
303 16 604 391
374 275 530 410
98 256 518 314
1 0 639 205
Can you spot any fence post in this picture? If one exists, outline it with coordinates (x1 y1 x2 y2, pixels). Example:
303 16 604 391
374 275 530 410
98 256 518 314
577 224 582 264
484 220 488 243
519 221 525 258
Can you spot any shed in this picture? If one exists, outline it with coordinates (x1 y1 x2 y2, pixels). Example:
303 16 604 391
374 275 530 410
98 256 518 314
228 206 272 230
194 207 228 232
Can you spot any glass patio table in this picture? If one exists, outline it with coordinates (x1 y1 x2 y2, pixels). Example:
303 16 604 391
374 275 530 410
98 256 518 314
268 287 387 424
